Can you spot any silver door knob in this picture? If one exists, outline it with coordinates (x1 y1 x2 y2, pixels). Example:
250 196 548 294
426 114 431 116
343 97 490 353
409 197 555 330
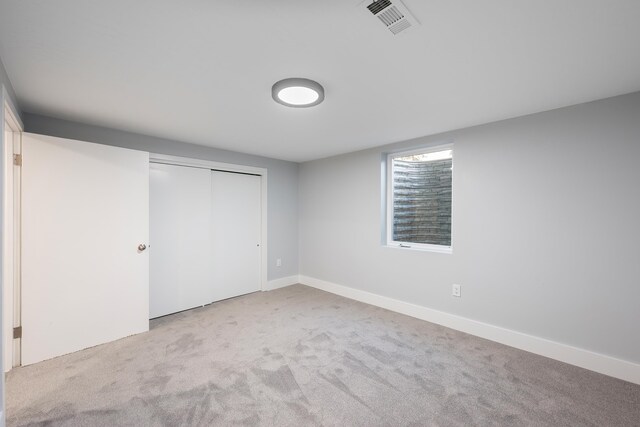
138 244 147 251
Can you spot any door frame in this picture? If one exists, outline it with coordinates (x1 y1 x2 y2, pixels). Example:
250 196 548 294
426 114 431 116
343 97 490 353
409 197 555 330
2 88 23 373
149 153 268 292
1 85 23 426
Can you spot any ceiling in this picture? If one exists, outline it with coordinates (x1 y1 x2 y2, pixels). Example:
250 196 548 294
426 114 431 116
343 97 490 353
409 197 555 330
1 1 639 162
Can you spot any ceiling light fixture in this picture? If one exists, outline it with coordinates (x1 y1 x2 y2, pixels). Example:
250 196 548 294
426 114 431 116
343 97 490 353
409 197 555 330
272 78 324 108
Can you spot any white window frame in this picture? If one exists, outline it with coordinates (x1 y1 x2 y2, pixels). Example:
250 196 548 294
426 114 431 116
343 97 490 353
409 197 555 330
385 143 453 254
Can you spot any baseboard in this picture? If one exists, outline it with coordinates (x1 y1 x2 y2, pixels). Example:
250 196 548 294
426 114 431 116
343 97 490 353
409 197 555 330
265 275 300 291
299 275 640 385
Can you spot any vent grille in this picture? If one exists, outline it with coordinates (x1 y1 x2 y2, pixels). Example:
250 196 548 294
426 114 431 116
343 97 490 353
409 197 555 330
367 0 391 15
389 18 411 35
365 0 419 36
377 5 404 26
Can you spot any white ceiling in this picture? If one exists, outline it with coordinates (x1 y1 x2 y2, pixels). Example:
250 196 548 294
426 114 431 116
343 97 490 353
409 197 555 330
1 1 639 162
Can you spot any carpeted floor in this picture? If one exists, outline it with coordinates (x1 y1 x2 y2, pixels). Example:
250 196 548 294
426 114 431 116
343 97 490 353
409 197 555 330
5 284 640 426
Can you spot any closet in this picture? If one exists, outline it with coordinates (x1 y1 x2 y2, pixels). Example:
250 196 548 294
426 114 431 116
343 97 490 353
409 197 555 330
149 162 262 318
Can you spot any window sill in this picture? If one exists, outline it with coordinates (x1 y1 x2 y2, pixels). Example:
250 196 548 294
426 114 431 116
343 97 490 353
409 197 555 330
385 243 452 254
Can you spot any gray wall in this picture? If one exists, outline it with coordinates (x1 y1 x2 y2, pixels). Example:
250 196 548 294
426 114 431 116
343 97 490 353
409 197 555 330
299 92 640 364
24 113 299 281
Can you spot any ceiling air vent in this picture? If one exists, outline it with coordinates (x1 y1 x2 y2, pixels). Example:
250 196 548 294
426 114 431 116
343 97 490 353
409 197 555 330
365 0 419 35
367 0 392 15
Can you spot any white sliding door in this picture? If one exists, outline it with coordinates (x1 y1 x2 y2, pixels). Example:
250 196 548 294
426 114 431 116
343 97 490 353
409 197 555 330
210 170 261 301
149 164 262 318
149 163 213 318
21 133 149 365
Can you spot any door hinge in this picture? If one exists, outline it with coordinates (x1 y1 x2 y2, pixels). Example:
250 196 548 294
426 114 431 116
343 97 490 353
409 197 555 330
13 154 22 166
13 326 22 339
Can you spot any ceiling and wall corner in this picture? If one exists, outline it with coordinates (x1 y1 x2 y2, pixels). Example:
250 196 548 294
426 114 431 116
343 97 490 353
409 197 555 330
0 1 639 162
0 55 21 120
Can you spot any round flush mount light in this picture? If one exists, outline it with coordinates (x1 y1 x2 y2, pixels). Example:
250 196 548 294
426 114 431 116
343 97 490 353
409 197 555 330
272 78 324 108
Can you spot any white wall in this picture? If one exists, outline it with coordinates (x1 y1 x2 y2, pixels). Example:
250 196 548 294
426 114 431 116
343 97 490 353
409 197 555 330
23 114 299 282
299 92 640 366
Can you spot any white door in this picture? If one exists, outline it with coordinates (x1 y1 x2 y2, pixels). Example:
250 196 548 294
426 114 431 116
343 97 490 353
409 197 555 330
210 170 261 302
21 133 149 365
149 163 213 318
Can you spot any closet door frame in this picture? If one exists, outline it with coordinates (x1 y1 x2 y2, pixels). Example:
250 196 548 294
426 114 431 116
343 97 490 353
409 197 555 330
149 153 268 292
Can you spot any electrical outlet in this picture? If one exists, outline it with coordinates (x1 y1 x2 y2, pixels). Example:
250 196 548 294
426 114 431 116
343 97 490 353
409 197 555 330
452 284 461 297
276 258 282 267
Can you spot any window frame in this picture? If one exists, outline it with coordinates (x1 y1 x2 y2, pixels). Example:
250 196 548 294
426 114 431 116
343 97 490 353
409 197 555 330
385 143 453 254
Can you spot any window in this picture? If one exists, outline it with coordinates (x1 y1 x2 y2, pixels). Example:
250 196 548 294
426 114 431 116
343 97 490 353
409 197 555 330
386 145 453 253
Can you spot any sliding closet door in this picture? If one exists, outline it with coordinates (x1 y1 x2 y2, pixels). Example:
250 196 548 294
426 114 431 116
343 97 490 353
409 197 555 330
149 165 262 318
149 163 213 318
21 133 149 365
210 171 261 301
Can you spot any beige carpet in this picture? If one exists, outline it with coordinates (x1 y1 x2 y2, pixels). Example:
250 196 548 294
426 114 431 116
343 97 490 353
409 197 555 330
6 284 640 426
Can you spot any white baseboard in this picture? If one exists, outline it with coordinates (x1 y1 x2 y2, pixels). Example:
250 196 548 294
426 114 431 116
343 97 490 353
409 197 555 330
299 275 640 385
265 275 300 291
